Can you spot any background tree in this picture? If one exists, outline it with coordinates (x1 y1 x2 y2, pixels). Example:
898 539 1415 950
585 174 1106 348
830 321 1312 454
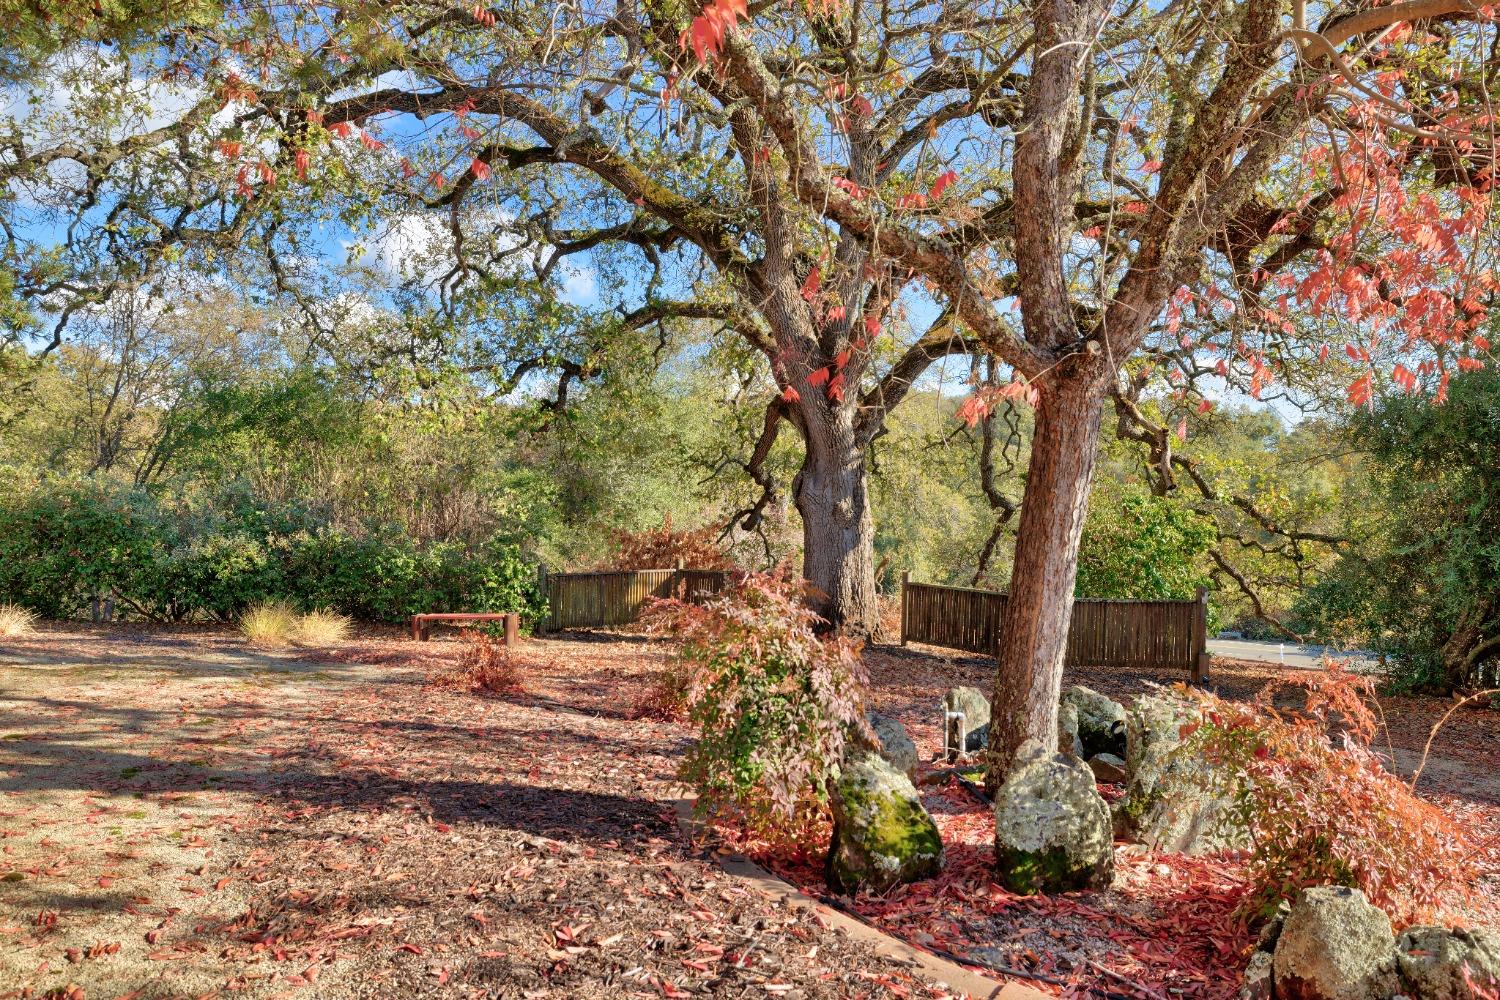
2 0 1496 777
1298 367 1500 692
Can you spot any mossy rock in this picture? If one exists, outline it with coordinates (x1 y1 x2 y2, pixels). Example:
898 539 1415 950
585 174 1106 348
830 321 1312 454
866 711 918 777
827 749 942 894
1396 925 1500 1000
993 742 1113 895
1115 692 1249 854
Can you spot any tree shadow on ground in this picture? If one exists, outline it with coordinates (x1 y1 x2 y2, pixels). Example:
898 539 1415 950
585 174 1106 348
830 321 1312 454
0 690 683 850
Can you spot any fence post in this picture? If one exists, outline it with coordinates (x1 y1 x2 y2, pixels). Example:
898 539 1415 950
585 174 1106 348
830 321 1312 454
504 612 520 648
899 571 909 646
537 563 549 635
1192 586 1210 684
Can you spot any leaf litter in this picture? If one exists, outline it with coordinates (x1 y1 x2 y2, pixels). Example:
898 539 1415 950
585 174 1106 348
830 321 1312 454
0 624 1494 1000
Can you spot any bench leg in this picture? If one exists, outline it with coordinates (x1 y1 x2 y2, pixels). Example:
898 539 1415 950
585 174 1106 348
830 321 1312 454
504 613 520 647
411 617 424 641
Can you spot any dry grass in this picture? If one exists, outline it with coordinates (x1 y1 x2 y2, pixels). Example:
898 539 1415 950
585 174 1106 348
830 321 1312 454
296 609 352 646
0 604 38 638
239 600 300 647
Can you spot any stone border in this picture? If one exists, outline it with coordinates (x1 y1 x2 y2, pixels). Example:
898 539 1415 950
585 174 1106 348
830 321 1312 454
670 798 1051 1000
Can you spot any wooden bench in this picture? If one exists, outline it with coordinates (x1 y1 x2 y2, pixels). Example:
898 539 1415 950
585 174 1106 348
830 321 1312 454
410 612 520 644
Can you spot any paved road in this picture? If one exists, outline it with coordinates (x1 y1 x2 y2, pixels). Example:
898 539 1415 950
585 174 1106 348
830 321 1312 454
1208 637 1376 670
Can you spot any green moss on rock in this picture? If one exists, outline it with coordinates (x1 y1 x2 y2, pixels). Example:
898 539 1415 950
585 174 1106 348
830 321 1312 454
993 742 1113 895
828 750 942 894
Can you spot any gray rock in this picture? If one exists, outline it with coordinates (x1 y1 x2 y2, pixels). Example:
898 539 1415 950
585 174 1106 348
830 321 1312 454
942 686 991 759
1258 899 1292 954
1395 925 1500 1000
827 748 943 894
1271 886 1399 1000
1119 691 1200 810
992 741 1114 895
1058 699 1084 756
1087 752 1128 784
1116 692 1249 854
1242 951 1275 1000
1061 686 1128 759
866 711 918 777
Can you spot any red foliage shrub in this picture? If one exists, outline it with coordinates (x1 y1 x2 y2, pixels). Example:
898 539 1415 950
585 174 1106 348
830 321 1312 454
630 654 693 722
1181 665 1481 926
598 515 733 571
430 629 523 693
646 567 870 850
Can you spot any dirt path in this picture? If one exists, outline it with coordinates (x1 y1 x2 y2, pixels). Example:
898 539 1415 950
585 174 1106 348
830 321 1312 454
1 626 961 1000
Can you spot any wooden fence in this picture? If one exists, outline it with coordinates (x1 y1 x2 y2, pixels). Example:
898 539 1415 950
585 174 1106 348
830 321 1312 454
542 568 730 631
900 575 1209 680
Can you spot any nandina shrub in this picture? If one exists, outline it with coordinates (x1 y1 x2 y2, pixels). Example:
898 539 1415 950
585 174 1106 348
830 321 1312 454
630 655 694 721
599 515 733 571
1180 665 1481 925
647 568 870 850
438 628 523 693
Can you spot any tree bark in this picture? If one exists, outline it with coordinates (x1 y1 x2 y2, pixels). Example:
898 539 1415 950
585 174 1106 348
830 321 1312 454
987 372 1107 788
793 423 880 637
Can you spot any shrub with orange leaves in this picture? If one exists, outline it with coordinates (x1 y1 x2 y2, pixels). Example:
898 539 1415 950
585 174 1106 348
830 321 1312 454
598 515 733 571
432 628 523 693
647 568 870 851
1180 665 1481 926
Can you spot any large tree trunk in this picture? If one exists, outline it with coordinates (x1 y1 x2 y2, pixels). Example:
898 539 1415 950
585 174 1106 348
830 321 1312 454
794 424 880 637
987 373 1107 789
1440 602 1499 691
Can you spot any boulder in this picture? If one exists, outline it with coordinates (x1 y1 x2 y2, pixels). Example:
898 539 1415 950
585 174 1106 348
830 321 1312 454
866 711 918 777
1271 886 1399 1000
1395 925 1500 1000
1058 699 1083 756
942 686 991 759
992 741 1114 894
1119 691 1200 811
1087 752 1128 784
1061 686 1127 758
827 749 943 894
1116 691 1249 854
1241 951 1275 1000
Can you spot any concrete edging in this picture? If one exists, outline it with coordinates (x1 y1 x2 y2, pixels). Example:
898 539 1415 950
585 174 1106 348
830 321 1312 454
670 798 1049 1000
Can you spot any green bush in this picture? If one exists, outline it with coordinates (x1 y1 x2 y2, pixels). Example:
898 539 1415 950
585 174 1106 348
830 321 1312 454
1294 368 1500 693
0 474 543 625
0 476 166 618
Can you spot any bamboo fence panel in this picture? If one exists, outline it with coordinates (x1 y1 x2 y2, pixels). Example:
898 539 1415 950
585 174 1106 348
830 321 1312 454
900 575 1208 678
544 569 730 631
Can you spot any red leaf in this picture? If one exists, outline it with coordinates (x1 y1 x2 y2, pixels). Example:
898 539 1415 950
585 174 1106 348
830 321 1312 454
929 169 958 200
799 267 821 302
780 385 801 403
806 367 830 387
1347 374 1374 407
470 158 492 181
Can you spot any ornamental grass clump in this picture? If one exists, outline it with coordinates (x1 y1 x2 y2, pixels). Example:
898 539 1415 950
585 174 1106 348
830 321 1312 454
648 569 871 850
239 600 300 647
1180 665 1483 926
453 628 523 692
0 604 37 638
295 609 352 646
